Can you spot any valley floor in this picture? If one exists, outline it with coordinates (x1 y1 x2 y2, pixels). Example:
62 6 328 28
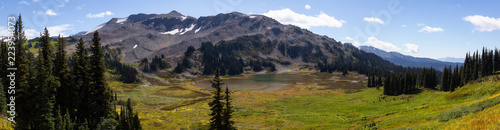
108 72 500 129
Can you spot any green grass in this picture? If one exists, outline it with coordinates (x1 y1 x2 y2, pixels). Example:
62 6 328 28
437 96 500 122
106 72 500 129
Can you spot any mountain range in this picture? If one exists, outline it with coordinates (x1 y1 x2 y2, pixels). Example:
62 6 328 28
359 46 462 71
68 10 453 75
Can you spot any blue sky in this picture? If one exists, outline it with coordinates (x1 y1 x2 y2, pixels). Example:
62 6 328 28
1 0 500 59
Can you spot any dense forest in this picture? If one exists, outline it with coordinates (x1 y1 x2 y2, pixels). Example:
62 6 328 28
380 48 500 96
0 15 142 129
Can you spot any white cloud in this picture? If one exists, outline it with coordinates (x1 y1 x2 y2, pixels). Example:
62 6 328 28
463 15 500 32
305 4 311 9
25 29 38 38
363 17 384 24
263 8 345 29
77 20 84 23
404 43 419 53
417 23 425 26
33 0 39 2
401 25 408 28
45 9 57 16
47 24 73 37
0 26 9 36
0 26 38 39
342 36 359 46
19 1 30 5
86 11 114 18
59 4 65 7
418 26 445 33
365 37 401 52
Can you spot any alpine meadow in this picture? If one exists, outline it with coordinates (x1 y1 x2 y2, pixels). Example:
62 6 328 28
1 0 500 129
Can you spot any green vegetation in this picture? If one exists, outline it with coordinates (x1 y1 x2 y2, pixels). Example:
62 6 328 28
0 15 143 129
437 96 500 122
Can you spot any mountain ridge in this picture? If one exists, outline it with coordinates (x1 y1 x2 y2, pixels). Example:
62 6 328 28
359 46 462 70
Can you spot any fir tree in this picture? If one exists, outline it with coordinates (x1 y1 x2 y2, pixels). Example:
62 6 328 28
133 113 142 130
54 35 73 117
34 27 59 129
64 109 74 130
89 31 115 128
75 37 92 125
12 14 36 129
222 87 235 130
495 48 500 72
441 66 451 91
209 68 224 130
56 106 64 130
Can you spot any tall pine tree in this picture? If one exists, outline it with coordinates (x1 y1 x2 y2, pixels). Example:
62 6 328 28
495 48 500 72
33 27 59 129
222 87 235 130
75 37 92 125
89 31 115 128
54 35 74 118
12 14 37 129
209 68 224 129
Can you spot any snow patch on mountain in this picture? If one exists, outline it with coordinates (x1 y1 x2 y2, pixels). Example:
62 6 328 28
195 26 202 33
161 24 196 35
85 24 105 35
161 29 181 35
180 24 196 35
116 18 127 24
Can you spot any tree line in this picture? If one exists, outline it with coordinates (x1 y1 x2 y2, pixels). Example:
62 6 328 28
0 15 142 129
380 47 499 96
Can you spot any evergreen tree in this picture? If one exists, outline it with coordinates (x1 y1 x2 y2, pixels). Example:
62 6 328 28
488 50 494 75
34 27 59 129
54 35 73 117
89 31 115 128
495 48 500 72
367 75 372 87
64 109 74 130
441 66 451 91
209 68 224 129
56 106 64 130
451 64 461 91
133 113 142 130
12 14 36 129
222 87 235 130
75 37 92 125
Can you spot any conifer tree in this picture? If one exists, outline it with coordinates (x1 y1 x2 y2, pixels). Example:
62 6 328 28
75 37 92 125
495 48 500 72
209 68 224 129
89 31 115 128
56 106 64 130
441 66 451 91
34 27 59 129
12 14 36 129
54 35 73 117
222 87 235 130
64 109 73 130
133 113 142 130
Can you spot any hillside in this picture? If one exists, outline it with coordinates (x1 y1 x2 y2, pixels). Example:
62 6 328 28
360 46 462 71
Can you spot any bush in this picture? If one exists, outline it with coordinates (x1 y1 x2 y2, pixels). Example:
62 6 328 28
437 97 500 122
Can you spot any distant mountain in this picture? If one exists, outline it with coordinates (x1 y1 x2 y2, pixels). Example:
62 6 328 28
437 57 464 63
70 31 87 36
359 46 461 71
68 10 410 75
